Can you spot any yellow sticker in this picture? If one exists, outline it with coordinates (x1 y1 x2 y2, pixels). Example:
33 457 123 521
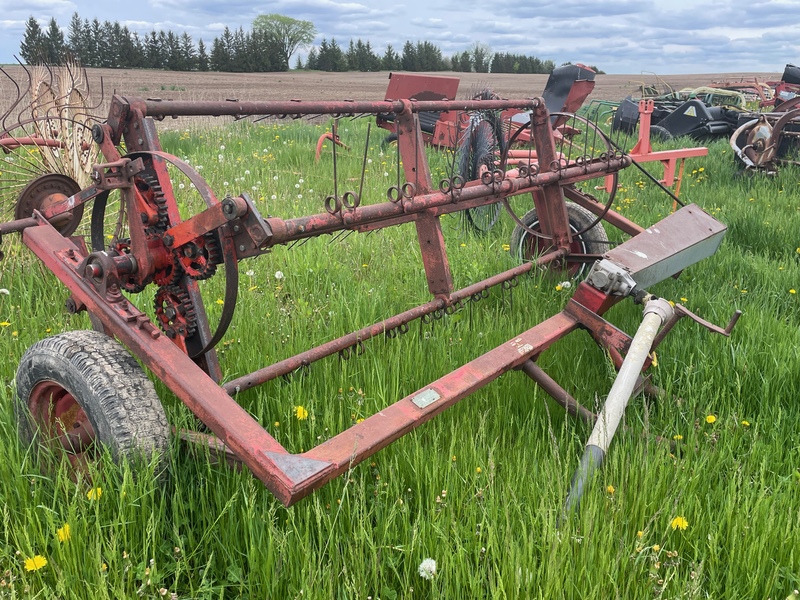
684 105 697 117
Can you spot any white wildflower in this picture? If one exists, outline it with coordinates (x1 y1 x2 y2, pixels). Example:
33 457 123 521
274 271 285 280
418 558 436 580
245 270 255 277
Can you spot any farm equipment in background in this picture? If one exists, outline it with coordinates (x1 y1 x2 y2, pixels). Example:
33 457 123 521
731 95 800 174
0 64 739 510
374 64 597 232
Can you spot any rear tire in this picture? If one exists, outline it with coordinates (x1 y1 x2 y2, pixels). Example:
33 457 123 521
15 330 170 476
510 202 609 277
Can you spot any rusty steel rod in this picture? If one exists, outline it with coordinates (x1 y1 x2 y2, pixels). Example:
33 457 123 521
264 157 631 246
137 98 541 119
519 359 596 423
223 248 567 395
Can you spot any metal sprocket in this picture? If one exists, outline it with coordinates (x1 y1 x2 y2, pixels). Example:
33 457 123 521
154 285 197 339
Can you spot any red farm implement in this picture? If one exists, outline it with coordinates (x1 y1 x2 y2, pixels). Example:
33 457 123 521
0 64 738 510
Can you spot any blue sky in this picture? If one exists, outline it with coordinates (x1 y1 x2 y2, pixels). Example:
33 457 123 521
0 0 797 73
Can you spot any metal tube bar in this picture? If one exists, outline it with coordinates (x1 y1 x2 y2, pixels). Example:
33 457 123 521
223 248 566 395
264 157 630 246
519 360 595 423
564 297 673 512
138 98 540 119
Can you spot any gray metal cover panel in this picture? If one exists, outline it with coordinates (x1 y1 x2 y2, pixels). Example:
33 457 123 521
604 204 726 290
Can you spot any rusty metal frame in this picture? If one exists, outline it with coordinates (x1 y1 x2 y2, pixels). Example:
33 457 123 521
1 92 728 506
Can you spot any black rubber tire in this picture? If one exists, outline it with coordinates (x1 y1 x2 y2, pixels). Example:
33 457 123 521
382 133 398 147
457 119 502 233
15 330 170 473
650 125 673 142
510 202 609 277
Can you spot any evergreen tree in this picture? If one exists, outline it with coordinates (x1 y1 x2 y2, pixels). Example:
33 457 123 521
197 39 209 71
180 32 196 71
305 47 318 70
44 17 65 63
401 41 418 71
294 55 303 70
67 13 84 61
381 44 400 71
19 17 45 64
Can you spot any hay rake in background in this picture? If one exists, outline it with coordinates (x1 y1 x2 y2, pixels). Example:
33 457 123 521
0 66 738 508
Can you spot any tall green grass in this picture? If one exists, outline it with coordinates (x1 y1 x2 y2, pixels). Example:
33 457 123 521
0 116 798 598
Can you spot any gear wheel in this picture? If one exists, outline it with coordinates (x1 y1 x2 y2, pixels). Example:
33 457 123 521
135 172 170 234
154 285 197 339
153 252 184 287
177 232 222 281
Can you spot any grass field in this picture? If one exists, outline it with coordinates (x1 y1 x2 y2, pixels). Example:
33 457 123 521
0 113 799 599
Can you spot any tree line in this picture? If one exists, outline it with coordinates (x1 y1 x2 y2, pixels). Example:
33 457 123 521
18 12 563 75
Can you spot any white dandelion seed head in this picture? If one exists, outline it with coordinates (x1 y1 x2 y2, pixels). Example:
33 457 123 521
0 288 9 295
558 281 572 290
219 144 225 150
252 186 258 191
273 175 279 181
384 172 389 177
244 169 250 175
245 270 255 277
297 194 302 199
295 183 300 188
178 183 185 190
223 181 229 187
274 271 285 280
418 558 436 580
271 194 277 200
367 158 373 164
298 178 304 184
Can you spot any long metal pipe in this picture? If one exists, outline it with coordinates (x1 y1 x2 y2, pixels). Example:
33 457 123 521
564 296 673 513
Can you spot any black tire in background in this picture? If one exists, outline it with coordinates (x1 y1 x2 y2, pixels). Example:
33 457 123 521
510 202 609 278
15 329 170 475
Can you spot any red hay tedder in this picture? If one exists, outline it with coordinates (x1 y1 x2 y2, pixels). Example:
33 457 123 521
0 64 739 510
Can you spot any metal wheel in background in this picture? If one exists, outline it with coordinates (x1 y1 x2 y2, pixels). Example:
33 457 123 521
457 118 502 233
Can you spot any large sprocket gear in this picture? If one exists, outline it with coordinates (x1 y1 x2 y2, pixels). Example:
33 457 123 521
177 231 222 281
154 285 197 339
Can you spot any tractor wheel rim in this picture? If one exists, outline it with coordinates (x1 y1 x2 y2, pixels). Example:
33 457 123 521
28 381 96 460
520 221 589 276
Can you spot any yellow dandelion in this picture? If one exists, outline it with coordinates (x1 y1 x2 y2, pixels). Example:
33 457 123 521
476 467 482 474
294 405 309 420
606 485 615 495
671 516 689 531
791 289 796 295
673 434 683 441
57 523 71 542
680 297 688 302
87 487 103 500
741 420 750 427
215 299 224 305
705 415 716 424
451 455 457 462
0 321 10 327
652 544 661 553
274 421 280 427
24 555 47 571
636 530 643 538
501 244 510 252
555 284 563 292
356 417 364 424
